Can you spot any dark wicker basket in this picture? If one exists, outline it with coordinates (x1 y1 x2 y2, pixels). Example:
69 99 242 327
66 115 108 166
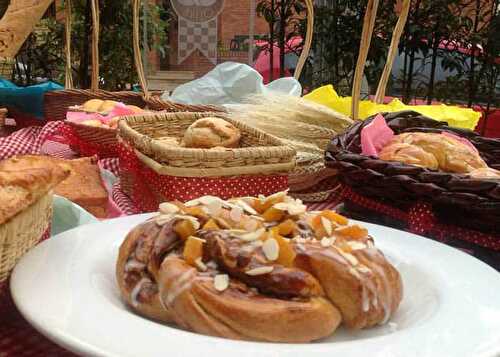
326 111 500 234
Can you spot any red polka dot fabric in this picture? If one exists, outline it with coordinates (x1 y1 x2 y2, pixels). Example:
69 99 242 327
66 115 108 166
118 143 289 212
341 185 500 251
60 123 118 159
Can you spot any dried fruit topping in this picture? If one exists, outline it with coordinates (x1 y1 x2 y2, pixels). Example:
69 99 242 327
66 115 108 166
271 228 296 267
174 219 197 240
320 210 349 226
262 207 285 222
183 236 206 266
335 225 369 239
276 219 297 237
203 219 220 231
235 228 266 242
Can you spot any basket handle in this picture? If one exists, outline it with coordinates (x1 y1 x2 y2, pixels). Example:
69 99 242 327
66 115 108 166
132 0 150 100
294 0 314 80
351 0 380 121
64 0 100 91
374 0 410 104
351 0 410 119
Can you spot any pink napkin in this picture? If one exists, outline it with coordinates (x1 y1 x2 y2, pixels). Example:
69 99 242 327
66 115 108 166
66 111 106 124
441 132 479 153
361 114 395 157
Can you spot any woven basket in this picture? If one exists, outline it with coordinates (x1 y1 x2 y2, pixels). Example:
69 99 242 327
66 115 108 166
44 0 148 157
0 57 14 79
0 108 7 127
326 110 500 234
131 0 314 113
0 193 52 284
118 111 296 211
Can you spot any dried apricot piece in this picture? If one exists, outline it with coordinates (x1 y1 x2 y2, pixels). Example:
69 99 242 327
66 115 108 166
183 236 205 266
335 225 368 239
276 219 297 236
261 191 287 212
203 219 220 230
321 210 349 226
262 207 285 222
311 215 333 239
174 219 197 240
184 206 208 219
271 230 296 267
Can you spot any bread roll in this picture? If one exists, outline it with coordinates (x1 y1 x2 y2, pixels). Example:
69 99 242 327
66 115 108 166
182 117 241 148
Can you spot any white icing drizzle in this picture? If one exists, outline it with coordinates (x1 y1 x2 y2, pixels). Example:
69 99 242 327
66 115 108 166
361 284 370 312
125 259 146 272
363 249 393 324
164 269 196 307
130 278 150 308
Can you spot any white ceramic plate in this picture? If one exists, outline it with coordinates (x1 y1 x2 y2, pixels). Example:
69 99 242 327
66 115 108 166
11 214 500 357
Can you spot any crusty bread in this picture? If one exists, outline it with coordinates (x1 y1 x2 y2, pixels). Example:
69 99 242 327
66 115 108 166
0 155 108 218
0 158 70 225
182 117 241 148
52 157 108 218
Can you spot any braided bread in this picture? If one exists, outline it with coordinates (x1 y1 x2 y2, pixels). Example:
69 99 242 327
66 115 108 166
116 192 403 342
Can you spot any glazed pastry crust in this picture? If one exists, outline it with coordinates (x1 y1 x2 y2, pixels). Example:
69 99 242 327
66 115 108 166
380 132 487 173
116 193 403 342
0 156 70 225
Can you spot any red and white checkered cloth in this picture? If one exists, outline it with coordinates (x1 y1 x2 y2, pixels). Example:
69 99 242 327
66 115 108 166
0 122 339 356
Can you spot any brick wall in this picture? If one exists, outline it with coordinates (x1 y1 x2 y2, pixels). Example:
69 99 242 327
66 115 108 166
165 0 269 77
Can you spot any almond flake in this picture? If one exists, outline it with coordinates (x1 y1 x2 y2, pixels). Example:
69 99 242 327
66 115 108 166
213 274 229 291
262 238 280 261
348 267 361 279
155 214 173 226
230 206 243 221
320 237 334 247
245 266 274 276
174 215 201 230
321 217 333 236
237 228 265 242
348 241 367 250
184 199 200 207
249 240 264 248
234 199 258 215
204 200 223 216
199 196 223 206
273 202 307 216
244 219 259 232
159 202 179 215
195 258 208 272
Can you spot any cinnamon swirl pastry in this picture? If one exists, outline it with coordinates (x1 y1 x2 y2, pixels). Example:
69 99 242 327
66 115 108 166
116 192 403 342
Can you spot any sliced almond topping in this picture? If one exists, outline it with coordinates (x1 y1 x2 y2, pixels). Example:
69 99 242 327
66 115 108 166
245 266 274 276
213 274 229 292
347 241 367 250
234 199 258 215
273 202 307 216
321 217 333 236
175 215 201 230
320 237 334 247
237 228 265 242
198 196 223 206
184 199 200 207
195 257 208 272
230 206 243 221
155 214 173 226
250 240 264 248
204 200 223 216
159 202 180 215
349 267 361 279
262 238 280 261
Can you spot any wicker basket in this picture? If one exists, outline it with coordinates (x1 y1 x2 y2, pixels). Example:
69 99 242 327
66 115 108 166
0 57 14 79
131 0 314 113
44 0 148 157
326 110 500 235
118 111 296 211
0 108 7 127
0 193 52 284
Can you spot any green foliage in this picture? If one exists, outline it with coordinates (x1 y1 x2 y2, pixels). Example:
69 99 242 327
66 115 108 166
13 0 169 90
